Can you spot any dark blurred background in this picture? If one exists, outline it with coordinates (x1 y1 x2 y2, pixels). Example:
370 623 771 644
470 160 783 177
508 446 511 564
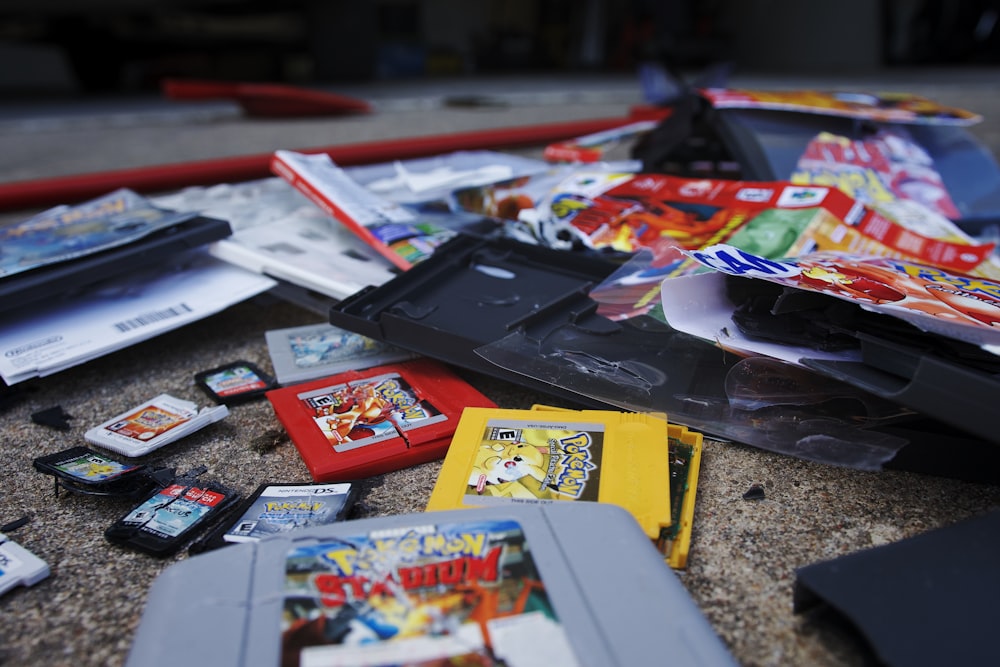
1 0 998 96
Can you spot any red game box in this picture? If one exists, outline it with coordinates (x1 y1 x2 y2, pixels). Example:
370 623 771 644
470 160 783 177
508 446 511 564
266 358 496 481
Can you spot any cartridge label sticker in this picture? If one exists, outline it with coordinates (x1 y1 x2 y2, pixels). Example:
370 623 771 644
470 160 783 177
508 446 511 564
0 546 24 579
298 373 446 452
120 485 226 539
200 364 269 397
54 451 139 482
224 483 354 543
103 405 193 442
791 129 962 219
465 419 603 505
287 327 394 370
283 519 581 667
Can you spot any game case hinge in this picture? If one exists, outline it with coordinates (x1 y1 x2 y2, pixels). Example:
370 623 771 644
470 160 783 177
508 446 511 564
504 284 610 336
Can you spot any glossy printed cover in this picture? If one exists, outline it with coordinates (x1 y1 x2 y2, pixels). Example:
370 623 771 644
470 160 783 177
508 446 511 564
0 196 232 314
699 89 982 126
685 244 1000 351
531 171 994 276
271 150 457 270
0 188 196 278
791 129 963 220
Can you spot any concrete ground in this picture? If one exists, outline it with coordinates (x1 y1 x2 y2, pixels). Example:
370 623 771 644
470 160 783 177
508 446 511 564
1 67 999 666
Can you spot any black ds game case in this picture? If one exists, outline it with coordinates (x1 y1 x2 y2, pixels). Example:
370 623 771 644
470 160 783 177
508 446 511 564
0 214 232 314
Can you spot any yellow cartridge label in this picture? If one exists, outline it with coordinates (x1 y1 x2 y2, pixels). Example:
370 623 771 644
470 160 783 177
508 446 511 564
465 418 604 503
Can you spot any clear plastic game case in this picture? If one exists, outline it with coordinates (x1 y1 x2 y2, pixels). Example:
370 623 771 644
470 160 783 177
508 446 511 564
126 503 736 667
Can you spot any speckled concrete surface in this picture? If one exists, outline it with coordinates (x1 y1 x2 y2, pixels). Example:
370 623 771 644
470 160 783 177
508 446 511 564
1 70 999 667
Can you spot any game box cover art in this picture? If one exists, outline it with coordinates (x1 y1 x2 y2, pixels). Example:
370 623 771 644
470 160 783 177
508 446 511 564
0 188 194 278
281 518 580 667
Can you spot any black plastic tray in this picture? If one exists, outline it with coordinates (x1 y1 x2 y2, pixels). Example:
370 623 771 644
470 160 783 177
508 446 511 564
329 233 622 405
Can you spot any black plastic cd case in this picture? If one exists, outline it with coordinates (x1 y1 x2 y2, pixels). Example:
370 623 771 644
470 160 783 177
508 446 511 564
329 233 622 405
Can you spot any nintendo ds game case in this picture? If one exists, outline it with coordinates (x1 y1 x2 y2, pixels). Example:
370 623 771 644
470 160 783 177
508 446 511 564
329 233 623 408
125 503 737 667
0 190 232 314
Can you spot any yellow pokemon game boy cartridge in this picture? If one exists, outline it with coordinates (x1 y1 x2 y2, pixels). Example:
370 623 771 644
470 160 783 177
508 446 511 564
531 404 704 569
427 406 672 541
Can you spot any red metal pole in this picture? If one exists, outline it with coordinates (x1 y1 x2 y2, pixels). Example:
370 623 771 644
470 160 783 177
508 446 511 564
0 114 652 213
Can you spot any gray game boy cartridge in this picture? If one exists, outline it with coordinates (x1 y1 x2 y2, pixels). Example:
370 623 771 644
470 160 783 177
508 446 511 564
126 502 735 667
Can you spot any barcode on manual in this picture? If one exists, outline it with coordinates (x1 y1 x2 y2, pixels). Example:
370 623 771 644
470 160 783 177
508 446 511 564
114 304 193 332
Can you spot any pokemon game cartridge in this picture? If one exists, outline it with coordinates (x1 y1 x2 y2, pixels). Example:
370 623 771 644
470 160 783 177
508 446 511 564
426 407 673 542
529 404 704 569
85 394 229 458
661 420 703 569
189 481 360 554
267 358 496 481
125 503 735 667
0 532 49 596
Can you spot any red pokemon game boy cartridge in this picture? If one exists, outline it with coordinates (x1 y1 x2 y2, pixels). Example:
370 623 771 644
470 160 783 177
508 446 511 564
266 358 496 481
